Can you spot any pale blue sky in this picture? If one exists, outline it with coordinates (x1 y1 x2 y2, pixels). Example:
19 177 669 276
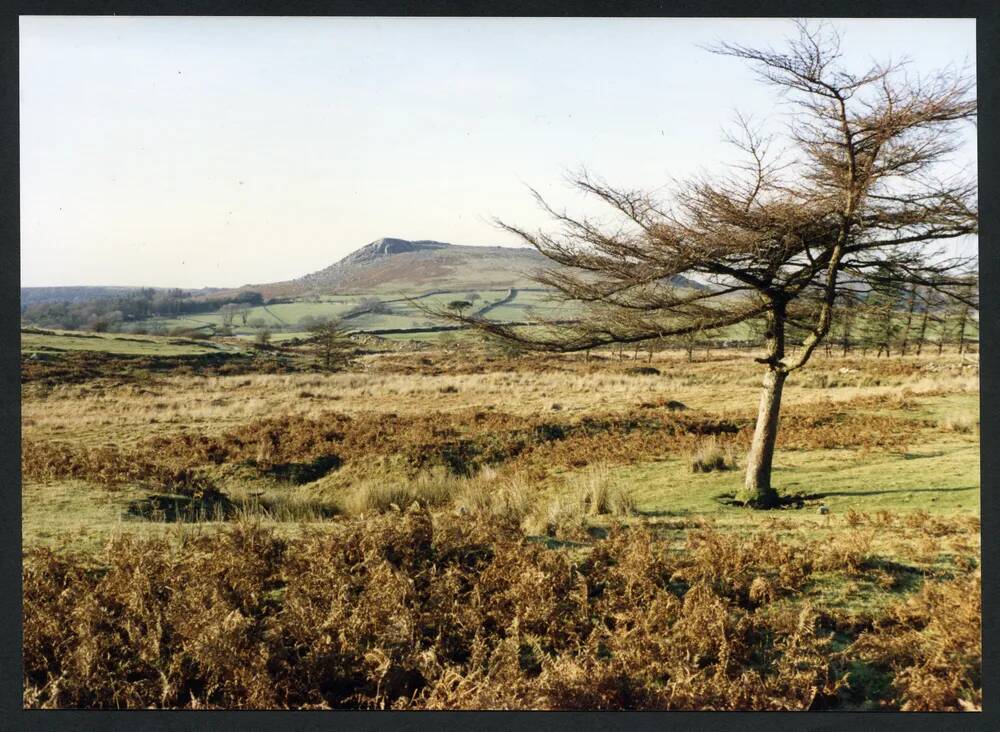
20 17 976 289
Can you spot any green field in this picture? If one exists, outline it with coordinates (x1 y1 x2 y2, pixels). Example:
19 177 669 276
115 287 576 339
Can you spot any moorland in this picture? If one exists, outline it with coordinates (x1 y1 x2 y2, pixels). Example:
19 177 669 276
21 316 980 710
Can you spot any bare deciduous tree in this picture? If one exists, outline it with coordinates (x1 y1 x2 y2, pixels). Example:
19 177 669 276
949 281 976 354
835 293 860 356
899 284 918 356
913 286 940 356
255 327 273 350
431 22 977 507
219 303 239 329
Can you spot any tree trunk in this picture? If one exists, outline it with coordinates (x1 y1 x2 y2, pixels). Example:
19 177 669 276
956 306 968 355
738 301 786 508
900 286 916 356
881 305 893 358
916 308 929 356
840 304 853 356
738 367 786 507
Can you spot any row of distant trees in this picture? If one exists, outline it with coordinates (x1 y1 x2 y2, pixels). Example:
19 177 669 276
20 288 266 333
612 283 977 362
830 281 977 358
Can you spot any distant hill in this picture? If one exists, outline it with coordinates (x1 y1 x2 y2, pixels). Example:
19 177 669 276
220 238 549 299
225 237 702 298
24 238 705 306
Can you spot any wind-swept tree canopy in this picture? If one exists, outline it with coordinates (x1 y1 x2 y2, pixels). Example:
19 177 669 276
430 21 977 507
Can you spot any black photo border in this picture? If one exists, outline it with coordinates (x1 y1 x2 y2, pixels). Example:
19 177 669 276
1 2 996 730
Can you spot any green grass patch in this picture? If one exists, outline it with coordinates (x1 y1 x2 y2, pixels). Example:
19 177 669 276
613 442 978 521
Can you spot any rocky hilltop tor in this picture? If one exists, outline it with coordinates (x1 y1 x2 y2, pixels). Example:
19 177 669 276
334 237 450 265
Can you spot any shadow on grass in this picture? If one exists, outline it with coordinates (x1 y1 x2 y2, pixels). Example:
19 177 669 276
124 493 340 523
808 486 976 498
527 536 592 550
524 524 617 548
714 492 814 510
714 485 975 509
902 450 946 460
255 455 342 484
839 660 895 711
861 557 928 594
123 494 236 523
635 508 692 518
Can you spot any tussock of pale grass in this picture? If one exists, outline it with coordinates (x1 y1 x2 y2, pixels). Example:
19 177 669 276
688 436 740 473
345 466 460 515
936 412 978 434
519 466 635 539
343 465 544 520
453 470 536 524
576 464 636 517
231 493 339 523
519 494 586 540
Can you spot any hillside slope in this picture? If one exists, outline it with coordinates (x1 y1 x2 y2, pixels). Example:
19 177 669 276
229 238 549 298
231 237 703 299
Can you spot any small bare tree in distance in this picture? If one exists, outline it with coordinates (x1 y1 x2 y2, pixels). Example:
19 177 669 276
308 319 355 371
254 327 272 350
431 21 978 507
219 303 239 329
